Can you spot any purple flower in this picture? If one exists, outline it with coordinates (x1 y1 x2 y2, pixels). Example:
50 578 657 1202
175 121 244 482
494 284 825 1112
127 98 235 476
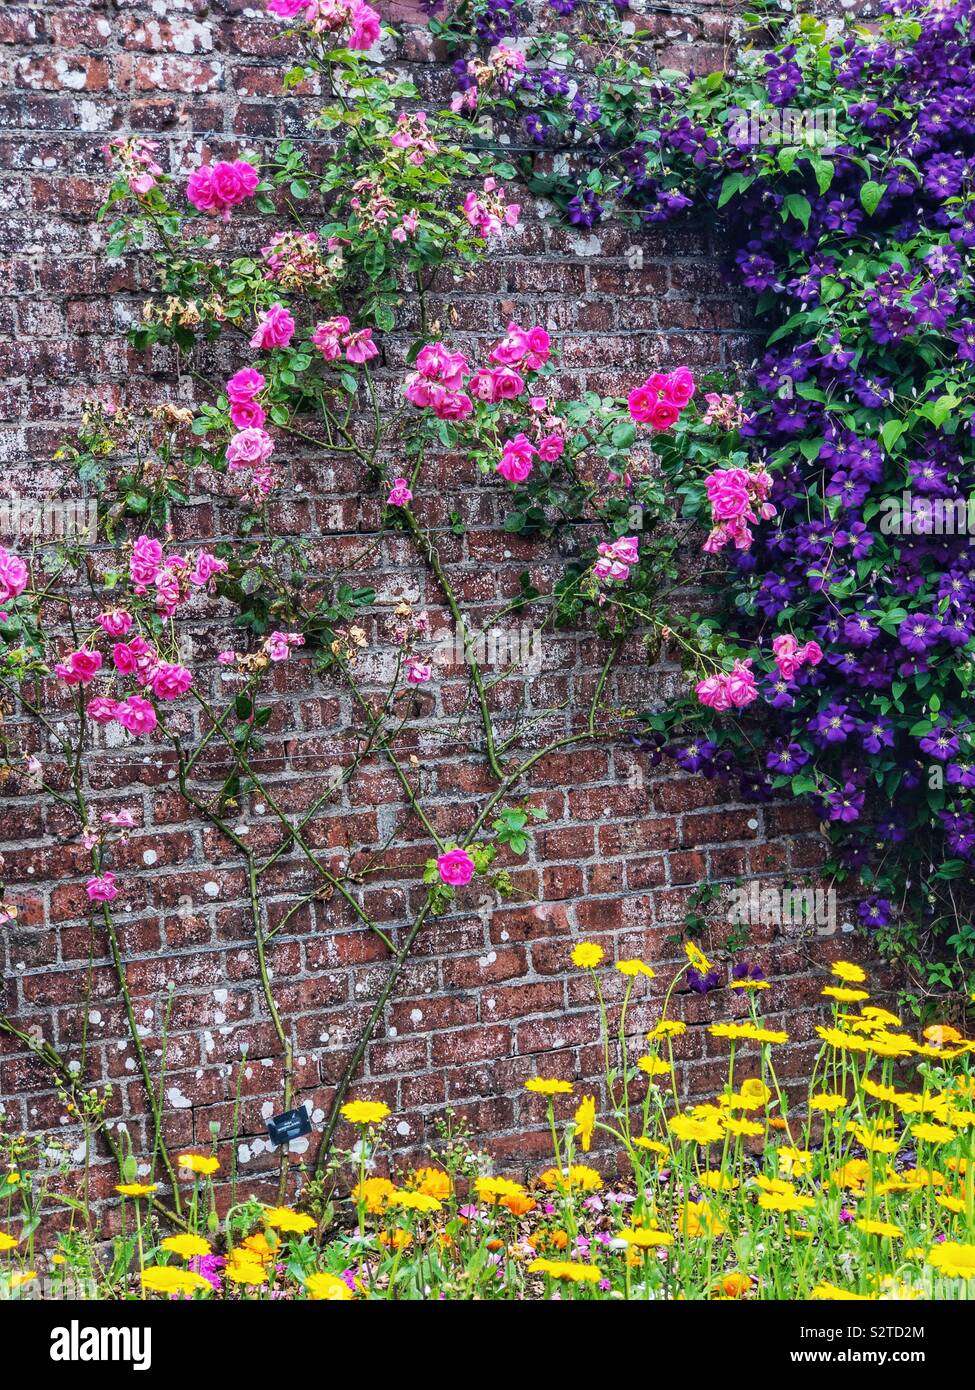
858 896 893 929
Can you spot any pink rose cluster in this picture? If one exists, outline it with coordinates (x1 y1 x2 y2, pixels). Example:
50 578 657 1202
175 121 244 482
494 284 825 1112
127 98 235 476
701 391 745 431
186 159 258 221
594 535 640 585
311 316 378 365
389 112 438 166
0 543 29 618
404 343 474 421
463 177 520 238
387 478 413 506
103 136 163 197
128 535 228 617
627 367 696 431
488 322 551 372
772 634 823 680
224 369 277 499
702 466 776 554
266 0 380 50
695 659 759 712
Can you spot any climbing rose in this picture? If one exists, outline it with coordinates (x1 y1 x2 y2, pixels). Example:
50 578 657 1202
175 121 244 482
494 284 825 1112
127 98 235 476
437 848 476 886
226 427 274 470
86 872 118 903
116 696 158 735
186 159 258 220
87 697 120 724
55 649 103 685
97 609 133 637
0 546 28 607
150 663 193 701
497 434 535 483
249 304 295 350
387 478 413 506
226 368 266 402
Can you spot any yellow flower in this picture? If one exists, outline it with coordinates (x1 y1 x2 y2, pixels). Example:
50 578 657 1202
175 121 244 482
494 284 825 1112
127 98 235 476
924 1024 963 1047
637 1054 672 1079
340 1100 391 1125
715 1271 752 1298
263 1206 317 1234
936 1194 965 1214
160 1234 211 1260
830 1159 871 1191
685 941 713 973
680 1201 727 1237
9 1271 36 1289
240 1233 274 1265
758 1191 814 1213
352 1177 396 1213
810 1282 874 1300
632 1137 668 1155
721 1116 764 1137
816 1026 869 1053
729 978 770 992
927 1241 975 1279
856 1219 902 1238
648 1020 686 1040
810 1092 847 1112
753 1175 795 1195
0 1233 18 1251
527 1258 602 1283
387 1191 441 1214
616 959 655 978
698 1171 739 1192
305 1272 352 1300
115 1183 157 1197
822 985 869 1003
410 1167 452 1200
725 1078 771 1111
474 1176 527 1205
860 1006 901 1027
619 1226 673 1248
709 1022 755 1041
524 1077 573 1096
912 1122 957 1145
861 1078 899 1103
776 1147 813 1177
224 1262 269 1287
574 1094 596 1152
176 1153 219 1177
831 960 867 983
538 1165 602 1192
571 941 604 969
141 1265 212 1296
669 1114 723 1145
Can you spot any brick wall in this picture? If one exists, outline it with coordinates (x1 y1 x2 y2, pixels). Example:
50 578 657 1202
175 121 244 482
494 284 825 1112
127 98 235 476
0 0 880 1214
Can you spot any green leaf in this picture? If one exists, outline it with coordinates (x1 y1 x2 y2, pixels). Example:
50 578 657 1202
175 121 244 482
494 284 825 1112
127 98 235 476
859 180 886 216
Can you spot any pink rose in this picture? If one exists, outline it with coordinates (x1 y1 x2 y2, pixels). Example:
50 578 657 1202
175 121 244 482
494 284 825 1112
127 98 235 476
86 872 118 903
112 637 155 677
497 434 535 484
348 0 381 49
343 328 378 364
705 468 752 522
646 399 681 432
210 159 258 209
129 535 163 589
695 674 733 711
226 367 266 402
799 640 823 667
387 478 413 506
87 697 120 724
437 848 476 886
312 316 350 361
249 304 295 350
226 427 274 471
151 663 193 701
663 366 696 407
116 696 158 735
726 659 758 708
536 433 564 462
191 551 228 587
267 0 306 15
405 658 432 685
627 385 656 423
772 634 802 680
229 398 267 430
57 649 103 685
491 367 525 400
97 609 133 638
0 547 28 606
